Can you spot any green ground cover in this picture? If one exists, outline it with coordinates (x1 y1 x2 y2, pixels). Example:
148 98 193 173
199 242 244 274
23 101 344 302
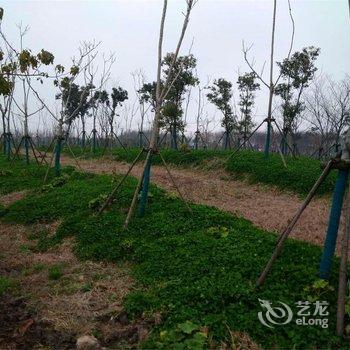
0 156 346 349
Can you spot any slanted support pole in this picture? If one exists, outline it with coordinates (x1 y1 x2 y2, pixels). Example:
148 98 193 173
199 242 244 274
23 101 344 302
256 159 333 286
319 169 349 279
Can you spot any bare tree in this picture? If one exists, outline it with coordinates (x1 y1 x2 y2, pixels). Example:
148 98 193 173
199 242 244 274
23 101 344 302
242 0 295 158
132 69 151 147
304 74 350 157
323 76 350 153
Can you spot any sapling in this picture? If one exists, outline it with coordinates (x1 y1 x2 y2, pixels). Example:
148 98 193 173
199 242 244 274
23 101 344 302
206 78 236 150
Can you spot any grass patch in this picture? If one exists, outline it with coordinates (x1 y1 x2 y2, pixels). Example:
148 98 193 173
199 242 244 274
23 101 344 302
0 156 76 196
0 156 346 348
48 264 63 280
0 276 13 296
225 150 336 196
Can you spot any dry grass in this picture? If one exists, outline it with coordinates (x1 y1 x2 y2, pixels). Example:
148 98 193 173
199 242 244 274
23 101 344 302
0 221 134 336
0 190 28 206
221 330 261 350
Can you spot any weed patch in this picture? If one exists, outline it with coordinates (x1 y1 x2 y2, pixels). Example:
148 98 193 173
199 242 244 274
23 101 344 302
0 276 13 296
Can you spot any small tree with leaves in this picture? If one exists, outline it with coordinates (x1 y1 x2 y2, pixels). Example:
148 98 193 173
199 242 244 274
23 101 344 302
138 54 197 149
275 46 320 154
106 86 128 149
89 89 108 152
206 78 236 149
0 7 55 160
161 53 198 149
237 72 260 146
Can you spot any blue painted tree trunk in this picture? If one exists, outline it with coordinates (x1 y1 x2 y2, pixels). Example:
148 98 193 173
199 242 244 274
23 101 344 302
2 133 6 155
24 136 30 165
139 131 143 148
92 129 97 153
264 121 271 159
319 169 349 279
54 138 63 177
224 131 229 150
138 154 152 217
81 131 86 149
6 133 11 160
171 125 178 150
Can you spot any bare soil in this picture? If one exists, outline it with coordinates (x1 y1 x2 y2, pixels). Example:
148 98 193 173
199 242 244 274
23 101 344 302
0 190 28 206
61 155 334 249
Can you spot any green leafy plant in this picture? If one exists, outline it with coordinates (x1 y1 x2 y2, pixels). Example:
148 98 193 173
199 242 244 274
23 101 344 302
0 169 13 176
206 226 230 238
1 155 345 349
0 276 13 296
81 282 93 293
0 203 8 217
156 321 207 349
304 279 335 302
88 193 109 210
42 173 70 192
48 264 63 280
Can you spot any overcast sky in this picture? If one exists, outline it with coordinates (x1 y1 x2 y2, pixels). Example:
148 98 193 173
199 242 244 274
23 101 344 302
2 0 350 134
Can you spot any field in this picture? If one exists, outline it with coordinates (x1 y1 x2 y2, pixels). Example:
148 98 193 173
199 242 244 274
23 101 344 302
66 147 337 196
0 151 348 349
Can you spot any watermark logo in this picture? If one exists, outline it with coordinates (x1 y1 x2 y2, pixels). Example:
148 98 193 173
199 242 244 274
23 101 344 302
258 299 293 328
258 299 329 329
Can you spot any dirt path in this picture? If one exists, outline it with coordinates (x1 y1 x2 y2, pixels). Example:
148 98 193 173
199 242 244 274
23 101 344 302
61 156 333 249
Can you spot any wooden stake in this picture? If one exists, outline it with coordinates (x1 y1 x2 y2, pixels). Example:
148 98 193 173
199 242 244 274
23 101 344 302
66 141 84 173
124 150 152 228
43 150 55 183
99 147 144 214
159 151 192 213
227 119 265 160
271 123 287 168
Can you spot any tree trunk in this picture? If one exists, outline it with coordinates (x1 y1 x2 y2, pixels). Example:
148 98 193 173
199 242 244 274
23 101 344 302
1 113 6 155
6 117 11 160
55 120 64 177
54 137 62 177
264 0 277 159
92 115 97 153
138 153 152 217
81 117 86 149
172 123 178 150
24 114 30 164
224 130 229 150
